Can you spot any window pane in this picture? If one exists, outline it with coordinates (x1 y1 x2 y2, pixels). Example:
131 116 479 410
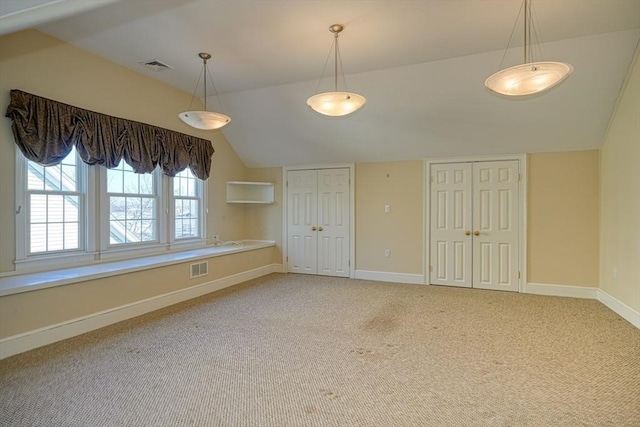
127 198 141 219
28 163 45 190
64 196 79 222
141 220 156 241
30 224 47 253
31 194 47 223
61 164 77 192
110 197 126 220
141 198 155 219
107 168 123 193
64 222 79 250
48 195 64 223
48 223 64 251
44 166 62 191
123 171 139 194
190 219 199 238
139 173 153 195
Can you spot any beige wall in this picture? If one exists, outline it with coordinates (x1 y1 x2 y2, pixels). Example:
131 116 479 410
355 160 424 275
245 167 283 262
600 48 640 311
0 30 250 272
0 247 276 338
527 151 600 286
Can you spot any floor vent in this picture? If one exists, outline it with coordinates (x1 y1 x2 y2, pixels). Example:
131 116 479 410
139 59 173 72
190 261 208 278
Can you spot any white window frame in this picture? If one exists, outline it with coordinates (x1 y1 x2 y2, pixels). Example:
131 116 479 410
15 149 208 270
15 148 96 273
169 168 206 248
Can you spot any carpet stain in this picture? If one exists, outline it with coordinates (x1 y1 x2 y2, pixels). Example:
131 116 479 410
319 389 340 400
362 301 405 333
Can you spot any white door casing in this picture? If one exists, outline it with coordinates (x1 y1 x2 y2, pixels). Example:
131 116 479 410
286 168 350 277
428 159 521 292
430 163 473 288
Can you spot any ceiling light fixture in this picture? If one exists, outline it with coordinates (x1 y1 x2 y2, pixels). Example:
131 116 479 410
484 0 573 97
307 24 366 116
179 52 230 130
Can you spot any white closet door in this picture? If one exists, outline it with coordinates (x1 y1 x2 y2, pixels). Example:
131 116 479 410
429 163 473 288
317 168 350 277
472 161 519 291
287 170 318 274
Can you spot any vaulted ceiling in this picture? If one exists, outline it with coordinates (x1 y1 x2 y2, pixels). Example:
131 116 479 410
2 0 639 167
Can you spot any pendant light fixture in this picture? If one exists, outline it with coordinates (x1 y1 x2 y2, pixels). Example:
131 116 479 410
307 24 366 117
179 52 230 130
484 0 573 96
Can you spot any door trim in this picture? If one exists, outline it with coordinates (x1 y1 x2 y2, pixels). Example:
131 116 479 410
424 154 528 292
282 163 355 278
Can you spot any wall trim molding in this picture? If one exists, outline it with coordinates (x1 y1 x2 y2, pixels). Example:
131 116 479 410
598 289 640 329
525 282 639 329
354 270 425 285
0 263 283 360
525 282 599 299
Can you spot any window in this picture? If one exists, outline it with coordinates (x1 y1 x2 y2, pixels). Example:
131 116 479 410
17 150 207 272
107 162 159 246
24 146 86 255
173 168 203 240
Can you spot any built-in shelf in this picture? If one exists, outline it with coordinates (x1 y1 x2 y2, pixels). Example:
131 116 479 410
226 181 275 204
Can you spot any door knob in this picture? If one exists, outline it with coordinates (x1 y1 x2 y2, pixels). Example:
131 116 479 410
311 226 317 231
465 230 471 236
318 226 323 231
474 231 480 236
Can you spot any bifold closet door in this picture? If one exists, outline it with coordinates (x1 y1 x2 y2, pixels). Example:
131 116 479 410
287 168 350 277
429 160 519 291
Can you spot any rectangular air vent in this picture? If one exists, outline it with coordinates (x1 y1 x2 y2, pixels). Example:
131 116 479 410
190 261 208 278
139 59 173 72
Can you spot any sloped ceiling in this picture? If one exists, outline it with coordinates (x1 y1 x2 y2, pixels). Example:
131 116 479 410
3 0 640 167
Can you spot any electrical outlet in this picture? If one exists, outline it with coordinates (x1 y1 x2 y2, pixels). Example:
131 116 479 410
384 204 391 213
612 268 618 280
212 234 221 245
384 249 391 258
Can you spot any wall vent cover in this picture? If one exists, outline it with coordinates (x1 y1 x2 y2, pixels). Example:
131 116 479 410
190 261 208 278
139 59 173 72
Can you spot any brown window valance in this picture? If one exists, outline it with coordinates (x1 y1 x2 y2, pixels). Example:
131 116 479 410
5 89 215 180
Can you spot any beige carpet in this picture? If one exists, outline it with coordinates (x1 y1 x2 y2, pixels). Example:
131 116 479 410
1 273 639 426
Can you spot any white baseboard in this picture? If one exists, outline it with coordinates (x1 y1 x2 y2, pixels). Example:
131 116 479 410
598 289 640 329
526 282 639 329
525 282 599 299
0 264 282 360
354 270 425 285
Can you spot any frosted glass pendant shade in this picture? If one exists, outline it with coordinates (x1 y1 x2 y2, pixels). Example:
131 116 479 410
306 92 366 117
484 61 573 96
178 110 230 130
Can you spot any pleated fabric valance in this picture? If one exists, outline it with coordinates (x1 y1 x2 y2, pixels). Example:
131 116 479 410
5 89 215 180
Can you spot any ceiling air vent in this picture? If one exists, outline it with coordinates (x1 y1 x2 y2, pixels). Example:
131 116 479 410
139 59 173 72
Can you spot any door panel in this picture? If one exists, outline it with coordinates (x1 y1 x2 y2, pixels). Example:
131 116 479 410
430 163 473 287
472 161 519 291
317 168 350 277
287 170 317 274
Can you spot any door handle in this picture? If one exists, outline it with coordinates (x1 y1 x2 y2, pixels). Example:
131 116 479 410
474 231 480 236
318 226 323 231
465 230 471 236
311 226 317 231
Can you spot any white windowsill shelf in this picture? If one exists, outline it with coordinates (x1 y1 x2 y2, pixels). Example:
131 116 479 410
0 240 275 297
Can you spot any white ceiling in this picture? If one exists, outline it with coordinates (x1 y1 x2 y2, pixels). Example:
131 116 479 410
3 0 640 167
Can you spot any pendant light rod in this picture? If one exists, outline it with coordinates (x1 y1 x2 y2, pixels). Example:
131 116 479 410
199 52 211 110
329 24 343 92
524 0 530 63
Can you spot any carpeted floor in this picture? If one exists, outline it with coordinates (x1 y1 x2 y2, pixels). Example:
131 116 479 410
1 273 639 426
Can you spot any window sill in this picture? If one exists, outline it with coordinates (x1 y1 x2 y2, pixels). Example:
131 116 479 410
0 240 275 297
